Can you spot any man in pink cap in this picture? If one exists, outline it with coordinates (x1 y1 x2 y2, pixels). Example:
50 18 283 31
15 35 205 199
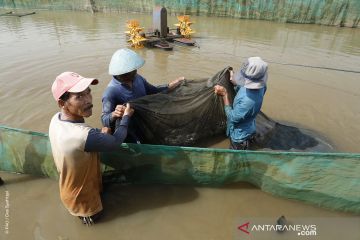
49 72 134 225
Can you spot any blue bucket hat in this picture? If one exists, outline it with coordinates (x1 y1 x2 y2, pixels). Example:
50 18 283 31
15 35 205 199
234 57 268 89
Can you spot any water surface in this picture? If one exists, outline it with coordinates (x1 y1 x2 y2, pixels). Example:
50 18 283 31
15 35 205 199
0 10 359 240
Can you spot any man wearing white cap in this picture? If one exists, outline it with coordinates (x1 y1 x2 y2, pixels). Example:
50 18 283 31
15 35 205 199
102 48 184 143
49 72 134 225
214 57 268 150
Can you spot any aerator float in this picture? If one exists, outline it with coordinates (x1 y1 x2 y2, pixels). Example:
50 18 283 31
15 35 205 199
125 7 196 51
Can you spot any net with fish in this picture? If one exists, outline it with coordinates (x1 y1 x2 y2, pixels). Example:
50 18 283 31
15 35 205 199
130 67 326 151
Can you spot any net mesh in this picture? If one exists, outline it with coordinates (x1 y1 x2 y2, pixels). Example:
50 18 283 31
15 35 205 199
1 126 359 213
130 67 325 151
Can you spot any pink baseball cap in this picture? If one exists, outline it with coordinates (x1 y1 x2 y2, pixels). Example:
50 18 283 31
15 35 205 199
51 72 99 101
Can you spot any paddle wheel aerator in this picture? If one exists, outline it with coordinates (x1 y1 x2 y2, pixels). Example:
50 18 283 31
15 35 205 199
125 20 147 48
174 15 196 39
124 7 197 51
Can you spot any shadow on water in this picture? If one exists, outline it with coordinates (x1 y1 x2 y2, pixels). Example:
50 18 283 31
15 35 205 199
100 181 258 223
0 173 37 185
100 184 199 222
221 182 257 190
99 145 201 222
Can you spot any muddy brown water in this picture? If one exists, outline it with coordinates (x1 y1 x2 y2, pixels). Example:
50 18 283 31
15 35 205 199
0 10 359 240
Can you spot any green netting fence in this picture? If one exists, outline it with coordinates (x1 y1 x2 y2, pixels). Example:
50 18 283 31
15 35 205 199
1 124 360 213
1 0 359 27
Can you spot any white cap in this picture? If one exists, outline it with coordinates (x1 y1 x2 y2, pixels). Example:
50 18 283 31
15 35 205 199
108 48 145 75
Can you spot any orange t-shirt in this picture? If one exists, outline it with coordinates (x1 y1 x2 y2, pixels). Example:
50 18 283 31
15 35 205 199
49 113 102 217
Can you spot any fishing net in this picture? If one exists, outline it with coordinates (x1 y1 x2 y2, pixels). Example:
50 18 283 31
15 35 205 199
129 67 326 151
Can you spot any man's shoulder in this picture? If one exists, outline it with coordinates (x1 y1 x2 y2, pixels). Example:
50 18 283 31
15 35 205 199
50 112 60 121
49 118 93 149
135 74 147 83
235 90 256 106
50 115 92 134
103 82 121 98
49 112 61 128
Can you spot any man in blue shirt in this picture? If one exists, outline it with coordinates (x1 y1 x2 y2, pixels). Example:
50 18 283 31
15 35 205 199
214 57 268 150
101 48 183 142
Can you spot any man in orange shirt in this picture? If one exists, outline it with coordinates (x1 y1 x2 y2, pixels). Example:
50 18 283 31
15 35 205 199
49 72 133 225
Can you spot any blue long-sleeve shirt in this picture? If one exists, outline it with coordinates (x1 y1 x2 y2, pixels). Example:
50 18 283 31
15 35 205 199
101 74 167 128
84 116 130 152
224 86 266 143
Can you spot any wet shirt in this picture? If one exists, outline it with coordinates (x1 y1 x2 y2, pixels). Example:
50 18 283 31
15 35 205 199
49 113 129 217
225 86 266 143
101 74 167 128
